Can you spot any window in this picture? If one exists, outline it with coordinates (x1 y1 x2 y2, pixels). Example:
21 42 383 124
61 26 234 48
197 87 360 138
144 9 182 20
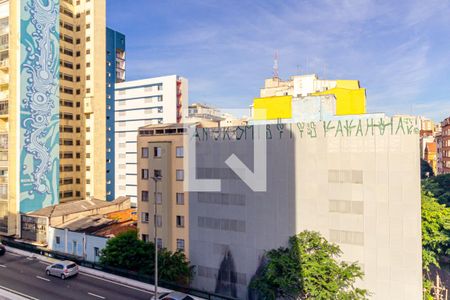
176 193 184 205
176 216 185 228
176 169 184 181
141 212 149 223
142 234 149 243
153 147 161 158
94 247 100 257
154 169 162 178
55 236 61 245
176 147 184 158
156 238 163 249
141 191 149 202
156 192 162 204
72 241 77 255
155 215 162 227
141 169 149 180
176 239 185 252
141 147 149 158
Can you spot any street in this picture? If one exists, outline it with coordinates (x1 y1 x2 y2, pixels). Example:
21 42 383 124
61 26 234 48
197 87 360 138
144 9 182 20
0 251 152 300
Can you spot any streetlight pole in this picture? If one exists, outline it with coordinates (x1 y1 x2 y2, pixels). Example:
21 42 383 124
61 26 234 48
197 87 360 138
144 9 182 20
151 176 161 299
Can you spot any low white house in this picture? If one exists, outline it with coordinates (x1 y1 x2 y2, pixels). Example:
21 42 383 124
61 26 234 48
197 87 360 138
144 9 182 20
48 227 107 263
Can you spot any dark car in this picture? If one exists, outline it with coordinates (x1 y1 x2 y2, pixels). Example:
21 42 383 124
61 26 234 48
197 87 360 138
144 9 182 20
0 244 5 256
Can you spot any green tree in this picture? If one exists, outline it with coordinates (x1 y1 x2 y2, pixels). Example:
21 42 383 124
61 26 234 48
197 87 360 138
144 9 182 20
422 174 450 206
421 159 434 179
100 230 193 284
250 231 368 300
421 192 450 270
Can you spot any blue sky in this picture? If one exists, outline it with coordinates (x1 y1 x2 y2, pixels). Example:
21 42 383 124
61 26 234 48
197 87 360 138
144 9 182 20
107 0 450 122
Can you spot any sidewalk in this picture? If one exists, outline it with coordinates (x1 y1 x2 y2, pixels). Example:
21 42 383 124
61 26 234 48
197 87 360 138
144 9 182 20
0 288 31 300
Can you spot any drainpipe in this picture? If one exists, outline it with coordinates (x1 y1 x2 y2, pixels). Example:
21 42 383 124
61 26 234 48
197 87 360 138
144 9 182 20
83 233 86 260
64 229 68 254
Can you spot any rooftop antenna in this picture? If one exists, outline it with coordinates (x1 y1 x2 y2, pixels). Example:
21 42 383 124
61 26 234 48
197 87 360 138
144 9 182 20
273 50 279 79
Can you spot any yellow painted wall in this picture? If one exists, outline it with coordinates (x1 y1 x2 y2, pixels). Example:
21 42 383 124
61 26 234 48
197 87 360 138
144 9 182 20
253 95 292 120
313 88 366 115
313 82 366 115
336 80 360 90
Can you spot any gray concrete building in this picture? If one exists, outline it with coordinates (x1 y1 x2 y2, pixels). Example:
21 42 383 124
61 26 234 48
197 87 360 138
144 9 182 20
189 117 422 299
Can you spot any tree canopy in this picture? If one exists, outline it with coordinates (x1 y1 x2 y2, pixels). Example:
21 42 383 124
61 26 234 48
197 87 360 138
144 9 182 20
421 159 435 179
421 192 450 270
100 230 193 284
250 231 368 300
422 173 450 206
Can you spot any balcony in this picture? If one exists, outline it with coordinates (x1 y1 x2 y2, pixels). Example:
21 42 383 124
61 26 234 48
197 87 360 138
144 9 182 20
0 91 8 101
0 59 8 70
0 101 7 116
0 76 8 87
0 41 8 52
0 134 8 150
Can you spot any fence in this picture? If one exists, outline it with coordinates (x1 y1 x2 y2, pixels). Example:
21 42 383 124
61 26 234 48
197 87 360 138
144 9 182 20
1 238 238 300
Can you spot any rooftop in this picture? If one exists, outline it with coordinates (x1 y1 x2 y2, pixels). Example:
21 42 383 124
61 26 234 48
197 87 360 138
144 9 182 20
28 197 129 218
54 208 138 237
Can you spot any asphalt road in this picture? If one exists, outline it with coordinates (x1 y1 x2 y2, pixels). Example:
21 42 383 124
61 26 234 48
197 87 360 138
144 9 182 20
0 251 152 300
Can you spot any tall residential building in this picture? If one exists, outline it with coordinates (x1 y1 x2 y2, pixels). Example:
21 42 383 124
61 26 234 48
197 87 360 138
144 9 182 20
137 123 188 255
441 117 450 174
436 132 443 175
0 0 108 236
115 75 187 203
105 28 125 201
189 117 422 299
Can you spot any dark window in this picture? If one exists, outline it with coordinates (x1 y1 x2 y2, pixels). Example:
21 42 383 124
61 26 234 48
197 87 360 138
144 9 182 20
141 147 149 158
142 169 149 180
141 191 149 202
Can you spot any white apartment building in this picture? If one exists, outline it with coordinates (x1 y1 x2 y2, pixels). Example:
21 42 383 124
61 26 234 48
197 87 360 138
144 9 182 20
114 75 188 203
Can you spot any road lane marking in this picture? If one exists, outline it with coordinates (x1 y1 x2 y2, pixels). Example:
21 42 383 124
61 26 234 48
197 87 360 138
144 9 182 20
80 273 152 294
0 264 6 268
0 284 39 300
88 292 106 299
36 275 50 282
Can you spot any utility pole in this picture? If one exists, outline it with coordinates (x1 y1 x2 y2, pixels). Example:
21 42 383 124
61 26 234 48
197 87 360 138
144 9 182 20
433 274 448 300
151 176 161 299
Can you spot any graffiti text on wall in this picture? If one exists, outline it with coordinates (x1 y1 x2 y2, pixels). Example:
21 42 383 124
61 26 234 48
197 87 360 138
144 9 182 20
194 117 420 141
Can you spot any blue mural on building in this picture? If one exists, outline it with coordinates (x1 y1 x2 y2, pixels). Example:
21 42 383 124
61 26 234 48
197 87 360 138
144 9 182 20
20 0 60 213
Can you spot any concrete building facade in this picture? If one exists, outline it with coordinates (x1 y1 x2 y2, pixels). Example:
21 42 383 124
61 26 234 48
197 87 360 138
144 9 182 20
441 117 450 174
105 28 125 201
114 75 187 203
189 117 422 299
136 123 188 255
257 74 366 117
0 0 110 236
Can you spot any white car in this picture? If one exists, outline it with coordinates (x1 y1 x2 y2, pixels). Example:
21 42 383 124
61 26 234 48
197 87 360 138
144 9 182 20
45 261 79 280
